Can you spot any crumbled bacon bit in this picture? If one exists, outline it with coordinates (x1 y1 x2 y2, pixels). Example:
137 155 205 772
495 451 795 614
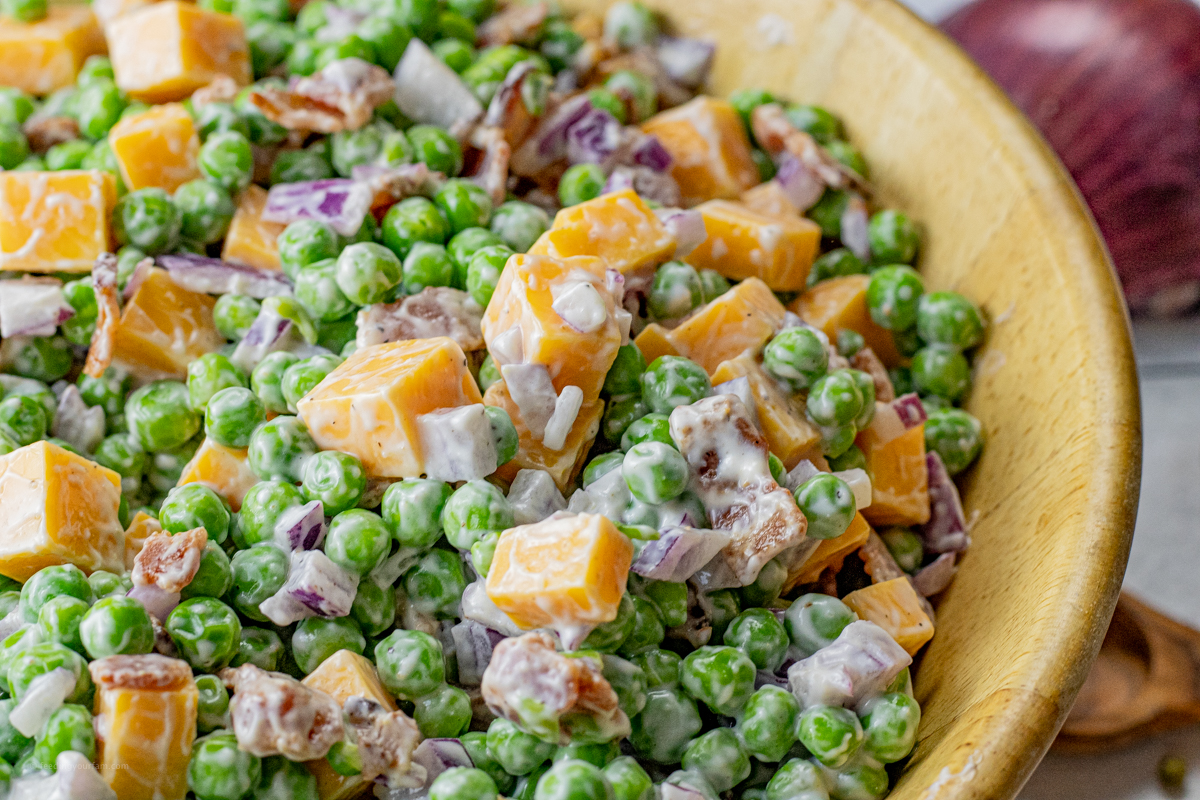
483 63 544 149
477 1 549 46
220 664 344 761
190 75 241 109
481 631 629 745
132 528 208 593
23 115 80 153
343 696 422 786
859 532 936 618
89 654 193 692
751 103 871 195
151 615 179 658
356 287 484 352
470 125 513 208
83 253 120 380
250 58 395 133
850 347 895 403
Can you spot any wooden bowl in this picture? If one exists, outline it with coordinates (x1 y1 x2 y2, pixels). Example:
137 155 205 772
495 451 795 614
563 0 1142 796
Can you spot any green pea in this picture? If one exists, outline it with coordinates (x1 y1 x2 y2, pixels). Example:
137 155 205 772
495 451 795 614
329 124 384 178
490 201 551 253
198 130 253 194
226 626 281 671
37 595 88 655
602 395 649 444
75 369 128 419
189 732 262 800
2 335 71 383
649 261 703 320
125 380 199 452
461 45 537 104
20 565 92 623
761 327 826 392
8 641 90 703
724 607 788 670
679 645 756 716
582 452 625 488
599 346 645 399
0 395 45 447
335 242 403 304
0 700 33 764
485 405 518 466
250 351 300 414
0 625 43 697
281 354 341 412
291 616 365 674
203 386 266 449
634 579 685 629
738 685 800 763
296 450 365 517
58 278 98 348
325 509 391 576
728 88 777 131
916 291 984 351
404 548 467 617
620 413 673 453
413 682 472 738
172 179 235 244
146 436 202 493
448 227 503 277
806 249 865 290
382 196 451 259
428 766 497 800
112 187 180 254
432 37 475 72
807 189 849 239
247 415 318 483
462 731 518 794
32 703 94 766
742 556 787 609
441 479 513 551
271 143 334 184
187 353 246 412
533 759 611 800
75 79 124 140
403 241 455 293
621 442 688 505
805 370 863 428
277 220 340 279
576 592 634 654
78 596 154 660
558 163 605 207
362 14 414 71
865 265 924 332
0 88 35 129
924 407 983 475
601 756 652 800
349 580 395 638
166 597 242 672
45 139 91 170
629 687 701 763
227 544 289 621
616 596 665 657
858 691 921 764
407 124 463 176
794 473 856 541
785 593 857 656
681 728 750 793
600 653 647 720
765 758 827 800
0 125 29 171
374 629 444 699
160 483 231 543
867 209 920 265
798 705 864 768
462 244 508 306
194 101 250 140
641 356 712 414
486 717 553 776
911 345 971 402
435 178 494 235
687 271 726 306
382 478 452 549
826 139 868 178
88 570 130 599
182 541 235 600
237 479 304 546
604 69 656 122
92 434 146 494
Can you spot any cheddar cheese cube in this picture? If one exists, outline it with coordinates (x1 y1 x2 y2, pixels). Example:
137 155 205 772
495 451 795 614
486 512 633 630
91 654 198 800
112 268 223 380
0 170 116 273
221 185 286 272
528 189 675 276
484 379 602 493
124 510 163 572
296 337 483 479
791 275 903 366
108 103 200 193
632 322 680 365
108 1 250 103
0 6 105 96
480 253 621 402
303 650 396 800
664 277 785 374
641 97 759 207
711 353 820 468
0 441 124 581
177 438 259 512
785 512 871 590
685 200 821 292
857 420 929 527
741 180 800 218
842 577 935 655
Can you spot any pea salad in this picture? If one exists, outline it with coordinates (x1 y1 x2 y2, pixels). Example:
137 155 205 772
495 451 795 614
0 0 985 798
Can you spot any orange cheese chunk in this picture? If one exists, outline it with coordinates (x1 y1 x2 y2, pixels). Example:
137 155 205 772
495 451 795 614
221 185 286 271
108 103 200 193
632 323 680 365
92 655 198 800
786 512 871 590
177 438 259 512
685 200 821 292
0 6 105 96
741 180 800 218
664 277 785 374
710 353 820 468
857 421 929 527
297 338 483 479
0 441 125 581
641 97 758 207
484 379 602 493
108 1 250 103
842 577 935 655
481 253 621 402
791 275 903 366
0 170 116 273
487 512 633 630
112 268 223 380
124 510 163 572
528 189 675 275
303 650 396 800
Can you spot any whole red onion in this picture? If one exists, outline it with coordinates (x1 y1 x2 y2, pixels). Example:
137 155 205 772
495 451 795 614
943 0 1200 315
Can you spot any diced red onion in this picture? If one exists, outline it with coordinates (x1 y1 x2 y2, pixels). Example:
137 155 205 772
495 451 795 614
416 405 499 482
158 253 293 299
507 469 567 526
713 376 758 428
273 500 327 551
0 609 22 642
655 206 707 258
499 363 557 438
393 38 483 132
921 452 970 554
784 459 821 493
912 552 957 597
52 384 105 454
605 166 681 207
550 281 608 334
787 620 912 710
262 179 374 237
368 546 422 589
542 385 583 451
833 468 872 510
510 94 593 176
127 584 181 621
0 281 74 338
411 739 473 786
633 527 732 582
460 581 524 637
774 156 824 212
891 393 927 429
754 668 790 690
601 167 636 195
565 107 623 166
9 751 117 800
630 134 673 172
261 549 359 625
865 401 906 446
660 776 713 800
451 620 506 687
10 668 76 737
840 193 870 261
654 36 716 89
230 309 297 374
122 256 153 301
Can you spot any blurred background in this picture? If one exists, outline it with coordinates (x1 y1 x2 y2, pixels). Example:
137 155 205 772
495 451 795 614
898 0 1200 795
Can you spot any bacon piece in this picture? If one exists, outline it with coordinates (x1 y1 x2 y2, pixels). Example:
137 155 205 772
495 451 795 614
131 528 208 593
669 395 813 587
481 631 629 745
470 125 513 208
89 653 193 692
249 58 395 133
751 103 870 196
477 1 549 46
190 75 240 109
23 115 79 153
354 162 445 205
858 531 936 619
356 287 484 352
343 696 423 787
220 664 343 761
83 252 120 380
850 347 895 403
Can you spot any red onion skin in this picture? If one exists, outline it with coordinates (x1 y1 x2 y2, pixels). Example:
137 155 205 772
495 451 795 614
943 0 1200 313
